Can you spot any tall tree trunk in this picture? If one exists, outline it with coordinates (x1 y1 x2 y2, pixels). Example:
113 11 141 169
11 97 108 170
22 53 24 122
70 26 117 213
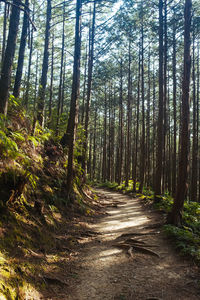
92 107 97 179
102 88 107 183
61 56 66 115
81 45 88 124
146 44 151 187
13 0 29 98
172 14 177 197
24 2 35 108
82 1 96 175
139 14 145 193
66 0 82 197
32 51 39 133
111 88 115 182
36 0 51 127
190 26 197 202
56 2 65 134
1 2 8 68
88 129 92 179
197 41 200 202
155 0 164 199
163 0 168 192
167 0 192 226
48 33 54 122
133 45 140 192
167 71 171 193
118 58 123 185
107 86 111 182
125 40 132 187
0 0 21 115
152 61 156 189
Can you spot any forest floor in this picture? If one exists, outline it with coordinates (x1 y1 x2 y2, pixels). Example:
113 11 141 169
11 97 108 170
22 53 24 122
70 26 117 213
42 188 200 300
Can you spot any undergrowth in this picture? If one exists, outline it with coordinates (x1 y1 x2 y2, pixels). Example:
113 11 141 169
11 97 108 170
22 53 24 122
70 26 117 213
99 180 200 264
0 97 95 299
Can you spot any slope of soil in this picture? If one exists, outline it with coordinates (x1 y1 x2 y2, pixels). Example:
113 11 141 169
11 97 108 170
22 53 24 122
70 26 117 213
65 189 200 300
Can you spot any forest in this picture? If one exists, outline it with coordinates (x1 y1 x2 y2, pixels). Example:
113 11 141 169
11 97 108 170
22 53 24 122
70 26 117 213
0 0 200 299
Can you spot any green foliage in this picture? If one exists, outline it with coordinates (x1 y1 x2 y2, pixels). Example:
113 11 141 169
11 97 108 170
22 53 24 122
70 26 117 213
27 135 39 147
34 121 52 142
98 180 143 195
98 181 119 189
153 194 174 212
164 225 200 262
145 192 200 262
0 130 19 159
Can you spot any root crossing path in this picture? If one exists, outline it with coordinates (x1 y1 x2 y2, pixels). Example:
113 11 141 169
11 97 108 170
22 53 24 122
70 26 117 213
68 189 200 300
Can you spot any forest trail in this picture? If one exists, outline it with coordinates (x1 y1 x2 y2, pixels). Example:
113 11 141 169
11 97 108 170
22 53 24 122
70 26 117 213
62 189 200 300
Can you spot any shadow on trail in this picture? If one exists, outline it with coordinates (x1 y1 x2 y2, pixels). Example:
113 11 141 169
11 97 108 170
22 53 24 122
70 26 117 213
67 189 200 300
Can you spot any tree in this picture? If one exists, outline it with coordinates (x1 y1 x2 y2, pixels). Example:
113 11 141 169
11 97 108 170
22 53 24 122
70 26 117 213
56 2 65 134
1 1 8 68
24 1 35 108
167 0 192 226
125 40 132 187
172 9 177 197
155 0 164 200
36 0 51 127
132 44 140 193
139 4 145 193
190 20 198 202
0 0 21 115
13 0 29 98
66 0 82 197
82 0 96 175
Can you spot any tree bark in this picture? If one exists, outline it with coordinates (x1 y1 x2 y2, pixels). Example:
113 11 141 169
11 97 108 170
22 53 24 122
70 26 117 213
190 25 197 202
82 0 96 175
48 33 54 122
0 0 21 115
139 13 145 193
102 88 107 183
172 13 177 197
56 2 65 134
92 107 97 179
24 1 34 108
133 45 140 192
36 0 51 127
163 0 168 192
66 0 82 197
146 44 151 187
155 0 164 200
167 0 192 226
125 40 132 187
13 0 29 98
118 58 123 185
1 2 8 68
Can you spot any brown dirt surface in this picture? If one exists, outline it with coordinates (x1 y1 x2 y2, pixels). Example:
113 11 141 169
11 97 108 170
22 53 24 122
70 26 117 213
41 189 200 300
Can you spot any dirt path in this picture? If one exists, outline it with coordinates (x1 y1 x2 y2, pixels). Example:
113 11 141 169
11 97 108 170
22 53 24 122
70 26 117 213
61 189 200 300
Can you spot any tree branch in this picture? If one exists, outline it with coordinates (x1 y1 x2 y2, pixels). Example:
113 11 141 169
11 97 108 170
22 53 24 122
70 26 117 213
0 0 37 31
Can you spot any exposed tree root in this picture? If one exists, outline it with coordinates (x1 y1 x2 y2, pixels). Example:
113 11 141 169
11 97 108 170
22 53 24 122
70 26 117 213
125 238 158 248
142 223 164 230
41 275 68 286
127 246 134 259
113 243 160 258
117 231 159 239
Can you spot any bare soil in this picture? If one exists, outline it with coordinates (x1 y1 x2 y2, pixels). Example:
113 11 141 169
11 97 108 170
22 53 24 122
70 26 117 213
44 189 200 300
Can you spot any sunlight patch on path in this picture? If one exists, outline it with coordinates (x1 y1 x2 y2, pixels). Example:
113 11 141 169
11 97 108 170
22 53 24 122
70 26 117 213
69 190 200 300
95 193 150 236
